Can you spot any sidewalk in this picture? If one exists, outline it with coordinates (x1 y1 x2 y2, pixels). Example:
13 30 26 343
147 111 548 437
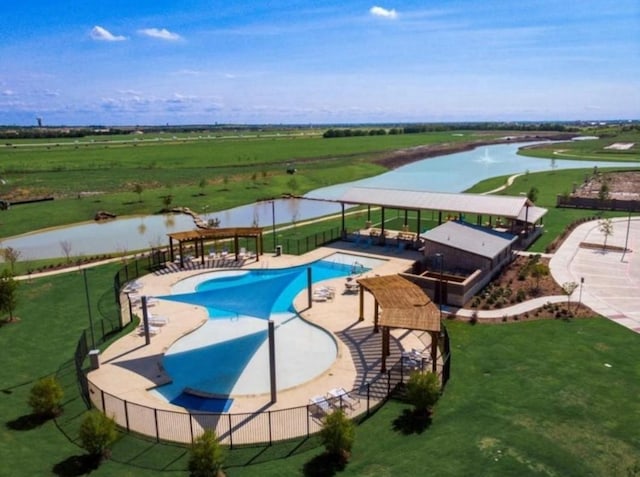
456 217 640 333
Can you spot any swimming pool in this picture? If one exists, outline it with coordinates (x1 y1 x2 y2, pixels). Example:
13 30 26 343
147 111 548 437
152 252 386 411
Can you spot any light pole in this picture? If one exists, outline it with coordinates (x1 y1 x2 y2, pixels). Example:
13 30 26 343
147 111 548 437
271 199 277 252
578 276 584 309
82 268 95 349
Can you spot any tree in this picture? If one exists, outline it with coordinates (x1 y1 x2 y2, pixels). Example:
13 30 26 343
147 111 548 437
188 430 225 477
79 410 117 461
60 240 73 263
0 269 18 322
527 186 539 203
598 218 614 251
598 182 610 201
162 194 173 211
319 408 355 463
2 246 21 274
28 376 64 418
199 178 207 196
530 262 549 294
562 281 579 313
405 371 441 417
133 183 144 202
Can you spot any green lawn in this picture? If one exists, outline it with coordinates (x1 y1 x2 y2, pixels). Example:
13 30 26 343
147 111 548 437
1 263 639 476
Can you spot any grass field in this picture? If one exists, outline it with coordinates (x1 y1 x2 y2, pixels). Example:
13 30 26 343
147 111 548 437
1 263 639 476
2 127 640 476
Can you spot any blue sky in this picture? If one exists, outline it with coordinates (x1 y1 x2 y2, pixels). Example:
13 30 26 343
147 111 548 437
1 1 638 125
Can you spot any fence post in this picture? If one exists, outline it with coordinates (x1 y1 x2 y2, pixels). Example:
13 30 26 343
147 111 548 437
189 413 194 443
268 410 273 446
228 414 233 450
306 404 310 438
154 408 160 443
124 400 130 431
366 383 371 416
100 389 105 412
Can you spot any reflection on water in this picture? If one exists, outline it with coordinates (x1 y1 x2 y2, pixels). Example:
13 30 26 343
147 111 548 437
3 141 636 261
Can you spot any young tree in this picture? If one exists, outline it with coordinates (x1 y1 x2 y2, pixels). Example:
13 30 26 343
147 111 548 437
60 240 73 263
405 371 441 417
162 194 173 211
79 410 117 462
527 186 539 203
319 409 356 463
598 218 614 251
133 183 144 202
562 281 579 313
188 430 225 477
530 262 550 294
598 182 610 201
28 376 64 418
198 178 207 196
0 269 18 322
2 246 21 274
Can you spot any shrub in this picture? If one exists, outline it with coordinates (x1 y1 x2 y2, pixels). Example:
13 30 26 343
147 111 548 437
188 430 225 477
28 376 64 417
405 371 441 416
319 409 356 462
79 410 117 460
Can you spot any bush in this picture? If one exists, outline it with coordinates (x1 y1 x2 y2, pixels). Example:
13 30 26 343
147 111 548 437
405 371 441 416
79 410 117 460
28 376 63 417
188 430 225 477
319 409 356 462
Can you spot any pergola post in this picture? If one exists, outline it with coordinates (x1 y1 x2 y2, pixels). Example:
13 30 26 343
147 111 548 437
380 207 386 245
417 210 421 234
234 235 239 261
381 327 387 373
373 301 379 333
358 286 364 321
169 237 175 262
431 331 438 373
340 202 346 239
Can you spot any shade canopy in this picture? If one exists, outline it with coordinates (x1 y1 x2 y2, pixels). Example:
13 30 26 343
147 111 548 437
159 270 302 320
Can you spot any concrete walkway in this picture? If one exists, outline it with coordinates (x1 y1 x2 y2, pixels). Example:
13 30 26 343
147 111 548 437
456 216 640 333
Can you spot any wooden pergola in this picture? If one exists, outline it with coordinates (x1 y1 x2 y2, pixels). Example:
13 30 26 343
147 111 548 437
357 275 441 373
167 227 264 268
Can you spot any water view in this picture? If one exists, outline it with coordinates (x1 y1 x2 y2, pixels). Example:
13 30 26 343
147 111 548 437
4 141 636 261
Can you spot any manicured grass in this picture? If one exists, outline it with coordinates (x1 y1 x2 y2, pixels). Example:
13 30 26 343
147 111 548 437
465 167 639 253
2 262 639 476
518 130 640 162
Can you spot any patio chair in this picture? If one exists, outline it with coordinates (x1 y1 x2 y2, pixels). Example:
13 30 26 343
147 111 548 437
148 315 169 326
327 387 360 411
137 325 161 336
308 396 332 418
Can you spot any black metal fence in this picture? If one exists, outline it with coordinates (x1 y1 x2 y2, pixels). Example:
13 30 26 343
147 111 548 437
280 226 342 255
72 232 453 447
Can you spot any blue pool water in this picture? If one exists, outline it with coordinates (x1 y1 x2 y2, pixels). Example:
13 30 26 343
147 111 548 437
152 252 385 411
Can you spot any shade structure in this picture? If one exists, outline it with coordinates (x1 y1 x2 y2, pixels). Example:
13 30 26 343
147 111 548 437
159 270 303 320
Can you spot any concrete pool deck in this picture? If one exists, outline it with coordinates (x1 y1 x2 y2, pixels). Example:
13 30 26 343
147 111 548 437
87 244 430 422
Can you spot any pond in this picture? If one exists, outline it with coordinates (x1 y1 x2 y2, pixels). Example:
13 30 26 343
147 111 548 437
3 140 636 261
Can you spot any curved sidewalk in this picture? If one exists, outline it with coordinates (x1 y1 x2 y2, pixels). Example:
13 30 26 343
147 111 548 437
456 217 640 333
549 216 640 333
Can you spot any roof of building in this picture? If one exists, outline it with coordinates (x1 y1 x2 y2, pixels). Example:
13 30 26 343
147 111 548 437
420 220 518 259
357 275 441 332
338 187 546 222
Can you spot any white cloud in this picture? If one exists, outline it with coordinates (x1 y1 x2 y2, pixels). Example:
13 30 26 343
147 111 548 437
2 89 14 96
138 28 182 41
90 25 126 42
370 6 398 20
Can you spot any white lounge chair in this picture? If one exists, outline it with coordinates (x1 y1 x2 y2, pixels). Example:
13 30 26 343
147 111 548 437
327 388 360 411
148 315 169 326
137 325 161 336
309 396 331 417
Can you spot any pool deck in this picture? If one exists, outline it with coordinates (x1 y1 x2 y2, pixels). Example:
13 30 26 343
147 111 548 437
88 243 430 425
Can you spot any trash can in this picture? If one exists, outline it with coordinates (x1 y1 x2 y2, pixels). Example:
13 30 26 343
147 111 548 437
89 349 100 370
275 245 282 256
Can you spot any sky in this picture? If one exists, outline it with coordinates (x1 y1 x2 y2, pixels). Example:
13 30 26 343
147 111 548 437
1 0 639 126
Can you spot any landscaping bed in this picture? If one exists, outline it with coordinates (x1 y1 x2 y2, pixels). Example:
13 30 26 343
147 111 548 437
464 254 595 320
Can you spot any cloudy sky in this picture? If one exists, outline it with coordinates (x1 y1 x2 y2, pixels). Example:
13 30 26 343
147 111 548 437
1 0 638 125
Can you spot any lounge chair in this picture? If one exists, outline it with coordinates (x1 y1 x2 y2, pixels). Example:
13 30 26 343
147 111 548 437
137 325 161 336
313 286 335 301
327 388 360 411
148 315 169 326
308 396 332 417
